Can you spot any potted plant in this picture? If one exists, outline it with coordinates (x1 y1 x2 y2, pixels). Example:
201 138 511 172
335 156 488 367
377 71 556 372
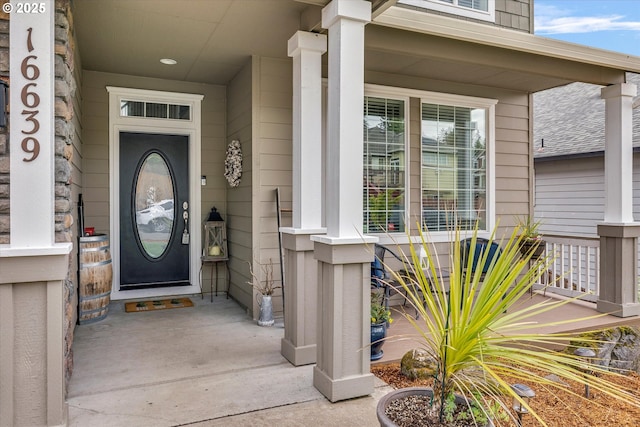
376 225 640 426
515 215 546 260
247 259 280 326
371 291 393 361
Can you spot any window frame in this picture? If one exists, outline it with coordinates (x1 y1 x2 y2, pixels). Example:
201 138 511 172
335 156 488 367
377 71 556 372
398 0 496 23
363 86 411 236
419 92 497 242
361 85 497 245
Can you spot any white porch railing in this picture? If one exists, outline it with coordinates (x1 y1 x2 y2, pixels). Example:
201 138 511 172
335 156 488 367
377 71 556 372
534 235 600 302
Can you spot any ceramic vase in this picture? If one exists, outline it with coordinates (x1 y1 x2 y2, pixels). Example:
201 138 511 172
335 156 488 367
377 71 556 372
371 322 387 361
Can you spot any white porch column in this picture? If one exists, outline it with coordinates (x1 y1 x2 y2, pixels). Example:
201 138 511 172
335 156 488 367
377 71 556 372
280 31 327 366
0 5 72 426
311 0 377 402
597 82 640 318
602 83 636 223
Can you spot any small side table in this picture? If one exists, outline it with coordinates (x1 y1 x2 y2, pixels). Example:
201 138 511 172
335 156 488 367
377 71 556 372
200 257 230 302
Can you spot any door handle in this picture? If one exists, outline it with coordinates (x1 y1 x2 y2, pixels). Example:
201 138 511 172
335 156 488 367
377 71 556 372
182 201 190 244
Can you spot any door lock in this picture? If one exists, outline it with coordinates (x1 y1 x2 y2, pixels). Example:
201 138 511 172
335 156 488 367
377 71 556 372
182 201 190 244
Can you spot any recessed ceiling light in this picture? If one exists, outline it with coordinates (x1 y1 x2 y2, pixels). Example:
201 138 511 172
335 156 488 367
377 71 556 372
160 58 177 65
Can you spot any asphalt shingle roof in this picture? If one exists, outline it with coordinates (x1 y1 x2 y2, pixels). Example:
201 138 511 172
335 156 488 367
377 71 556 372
533 73 640 159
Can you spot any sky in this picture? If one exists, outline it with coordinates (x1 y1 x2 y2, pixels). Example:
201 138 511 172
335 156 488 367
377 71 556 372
535 0 640 57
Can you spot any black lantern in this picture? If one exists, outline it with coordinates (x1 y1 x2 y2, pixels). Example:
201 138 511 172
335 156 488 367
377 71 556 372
203 207 228 261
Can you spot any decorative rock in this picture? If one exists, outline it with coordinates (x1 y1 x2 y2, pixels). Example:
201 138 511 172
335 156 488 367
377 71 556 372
0 156 8 173
571 326 640 374
400 348 438 380
55 158 71 183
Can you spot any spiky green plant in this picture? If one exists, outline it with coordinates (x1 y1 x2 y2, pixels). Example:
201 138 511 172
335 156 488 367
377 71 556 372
387 224 640 426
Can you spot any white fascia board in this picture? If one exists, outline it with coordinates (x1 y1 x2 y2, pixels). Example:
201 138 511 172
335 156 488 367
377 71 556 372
374 5 640 74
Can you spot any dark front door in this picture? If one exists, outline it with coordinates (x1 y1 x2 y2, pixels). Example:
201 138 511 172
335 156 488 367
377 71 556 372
119 132 190 289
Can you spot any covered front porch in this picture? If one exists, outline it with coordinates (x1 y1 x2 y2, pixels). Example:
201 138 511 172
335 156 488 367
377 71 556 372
5 1 640 425
66 290 639 426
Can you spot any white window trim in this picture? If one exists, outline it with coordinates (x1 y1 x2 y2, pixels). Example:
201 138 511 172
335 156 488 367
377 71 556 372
362 85 497 245
399 0 495 23
106 86 204 301
363 86 411 237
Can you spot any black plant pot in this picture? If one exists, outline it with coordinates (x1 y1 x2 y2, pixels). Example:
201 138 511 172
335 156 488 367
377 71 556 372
376 387 493 427
519 238 546 260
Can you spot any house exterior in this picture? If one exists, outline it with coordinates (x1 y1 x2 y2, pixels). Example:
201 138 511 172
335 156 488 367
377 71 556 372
534 73 640 237
2 0 640 425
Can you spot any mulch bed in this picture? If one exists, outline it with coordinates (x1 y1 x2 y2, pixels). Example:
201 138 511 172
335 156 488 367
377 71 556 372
372 363 640 426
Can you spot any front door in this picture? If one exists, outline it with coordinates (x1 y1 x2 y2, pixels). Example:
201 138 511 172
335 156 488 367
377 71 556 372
119 132 190 289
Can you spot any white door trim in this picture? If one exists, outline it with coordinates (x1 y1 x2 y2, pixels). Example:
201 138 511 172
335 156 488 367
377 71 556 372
107 87 204 300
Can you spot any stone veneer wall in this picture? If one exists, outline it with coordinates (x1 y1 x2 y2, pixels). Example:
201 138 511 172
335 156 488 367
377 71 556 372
0 0 78 386
54 0 77 386
0 6 8 243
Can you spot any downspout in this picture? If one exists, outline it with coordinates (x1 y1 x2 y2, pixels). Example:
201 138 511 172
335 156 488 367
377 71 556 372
529 93 536 219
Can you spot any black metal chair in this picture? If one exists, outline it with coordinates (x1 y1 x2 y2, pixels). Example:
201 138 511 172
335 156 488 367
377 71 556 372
370 243 404 312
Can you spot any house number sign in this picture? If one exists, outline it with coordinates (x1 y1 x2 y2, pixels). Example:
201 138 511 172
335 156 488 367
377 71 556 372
8 2 55 247
19 27 41 162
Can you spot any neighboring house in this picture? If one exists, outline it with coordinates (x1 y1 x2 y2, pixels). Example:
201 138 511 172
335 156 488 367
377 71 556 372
534 73 640 237
2 0 640 425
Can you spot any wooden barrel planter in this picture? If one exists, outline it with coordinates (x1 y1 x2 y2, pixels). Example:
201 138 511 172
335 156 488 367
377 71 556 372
79 234 113 324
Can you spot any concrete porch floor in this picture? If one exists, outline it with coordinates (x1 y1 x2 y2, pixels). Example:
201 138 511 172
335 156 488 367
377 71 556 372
67 292 640 426
67 295 392 427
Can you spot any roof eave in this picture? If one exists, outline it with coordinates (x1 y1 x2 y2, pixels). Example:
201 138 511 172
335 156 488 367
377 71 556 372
535 146 640 163
374 6 640 74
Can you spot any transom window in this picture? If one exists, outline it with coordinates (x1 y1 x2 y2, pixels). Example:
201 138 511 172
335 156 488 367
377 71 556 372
398 0 495 22
120 100 191 120
363 96 407 233
421 102 487 232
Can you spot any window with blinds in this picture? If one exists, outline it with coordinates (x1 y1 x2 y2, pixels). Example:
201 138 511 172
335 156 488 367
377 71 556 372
421 102 487 232
363 96 407 234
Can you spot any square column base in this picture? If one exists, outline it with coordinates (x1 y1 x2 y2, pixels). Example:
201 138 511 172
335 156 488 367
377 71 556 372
312 239 376 402
597 223 640 318
597 300 640 318
313 366 375 403
280 230 325 366
0 248 71 427
281 339 316 366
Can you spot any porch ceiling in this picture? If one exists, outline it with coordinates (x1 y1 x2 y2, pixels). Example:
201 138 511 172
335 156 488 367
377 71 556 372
72 0 310 85
73 0 628 92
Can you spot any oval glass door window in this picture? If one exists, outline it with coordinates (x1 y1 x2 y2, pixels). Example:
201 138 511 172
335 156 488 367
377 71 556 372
134 152 174 259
